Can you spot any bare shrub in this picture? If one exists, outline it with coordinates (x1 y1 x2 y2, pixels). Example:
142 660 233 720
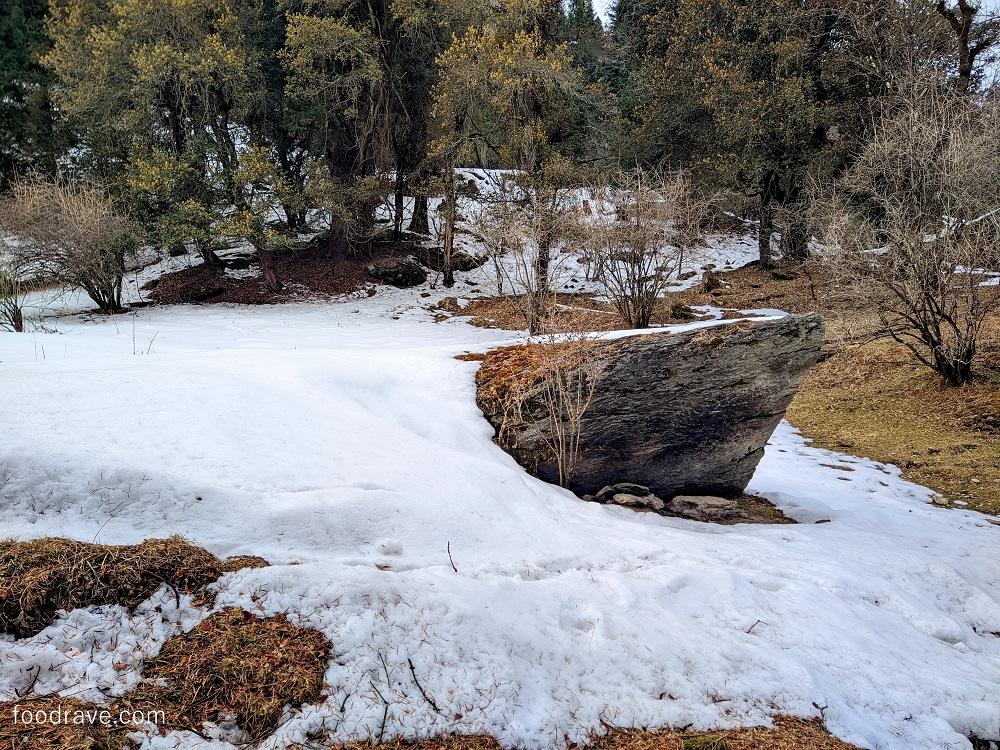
0 178 142 313
536 337 603 488
471 173 577 334
493 337 603 488
821 81 1000 385
0 256 26 332
586 170 707 329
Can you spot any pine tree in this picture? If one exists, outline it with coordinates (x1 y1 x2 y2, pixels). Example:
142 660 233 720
0 0 62 188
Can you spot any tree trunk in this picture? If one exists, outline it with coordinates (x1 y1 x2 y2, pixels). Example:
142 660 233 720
758 202 774 270
937 0 978 93
283 206 307 232
529 222 552 334
197 242 226 272
325 223 350 259
393 171 406 241
409 194 429 235
780 213 810 263
442 189 456 288
13 307 23 333
257 248 283 292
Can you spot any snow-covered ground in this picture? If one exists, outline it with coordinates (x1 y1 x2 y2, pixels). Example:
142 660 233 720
1 259 999 750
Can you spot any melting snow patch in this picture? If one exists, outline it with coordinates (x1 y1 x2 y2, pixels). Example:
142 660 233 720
0 298 997 750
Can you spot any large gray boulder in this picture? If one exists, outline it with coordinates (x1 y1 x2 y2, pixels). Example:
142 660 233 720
477 314 825 498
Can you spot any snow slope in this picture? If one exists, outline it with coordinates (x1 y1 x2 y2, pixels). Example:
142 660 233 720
1 285 999 750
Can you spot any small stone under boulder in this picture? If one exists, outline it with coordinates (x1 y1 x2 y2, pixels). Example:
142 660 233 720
366 257 427 287
584 483 665 511
583 484 792 524
477 313 825 500
666 495 748 523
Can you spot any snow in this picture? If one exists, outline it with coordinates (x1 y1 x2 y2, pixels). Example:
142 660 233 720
1 258 999 750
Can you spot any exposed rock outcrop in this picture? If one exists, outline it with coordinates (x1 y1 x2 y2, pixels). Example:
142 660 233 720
477 314 825 499
366 257 427 287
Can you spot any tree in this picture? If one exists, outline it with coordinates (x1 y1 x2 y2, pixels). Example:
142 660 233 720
431 18 584 315
823 81 1000 386
0 0 63 188
648 0 857 267
935 0 1000 92
44 0 258 270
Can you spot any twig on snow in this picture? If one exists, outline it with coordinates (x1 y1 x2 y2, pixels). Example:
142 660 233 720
408 657 441 713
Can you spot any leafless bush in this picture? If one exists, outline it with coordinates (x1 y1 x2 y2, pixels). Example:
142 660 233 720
496 336 603 488
0 257 26 332
586 170 707 329
821 81 1000 385
0 178 142 314
471 174 577 334
536 338 603 488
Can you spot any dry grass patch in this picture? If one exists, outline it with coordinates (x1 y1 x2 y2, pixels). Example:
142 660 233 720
221 554 271 573
474 339 605 418
330 717 859 750
437 294 716 333
789 336 1000 514
0 698 138 750
0 536 222 638
128 607 331 741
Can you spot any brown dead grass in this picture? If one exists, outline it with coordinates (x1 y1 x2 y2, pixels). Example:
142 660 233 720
221 554 271 573
474 339 606 418
126 607 331 741
0 697 138 750
437 294 725 334
789 335 1000 514
0 536 222 638
333 717 860 750
0 708 859 750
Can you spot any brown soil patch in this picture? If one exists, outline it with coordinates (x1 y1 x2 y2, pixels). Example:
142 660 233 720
126 607 331 741
0 536 222 638
731 494 796 525
145 237 423 306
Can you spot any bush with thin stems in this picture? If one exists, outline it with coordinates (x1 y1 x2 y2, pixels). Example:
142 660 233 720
492 336 604 489
471 173 577 334
535 337 603 488
821 80 1000 386
0 178 141 313
586 170 707 329
0 255 26 332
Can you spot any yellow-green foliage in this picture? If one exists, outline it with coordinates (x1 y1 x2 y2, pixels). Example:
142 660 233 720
431 25 580 171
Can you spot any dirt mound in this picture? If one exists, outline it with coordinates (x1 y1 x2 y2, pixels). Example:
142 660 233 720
0 536 222 638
